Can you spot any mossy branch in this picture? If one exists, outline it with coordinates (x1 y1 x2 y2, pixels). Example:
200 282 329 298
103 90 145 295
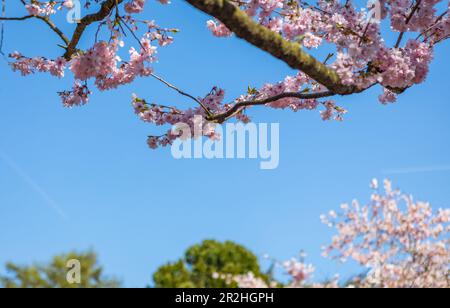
185 0 357 95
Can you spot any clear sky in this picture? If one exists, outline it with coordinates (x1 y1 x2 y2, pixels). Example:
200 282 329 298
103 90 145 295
0 1 449 287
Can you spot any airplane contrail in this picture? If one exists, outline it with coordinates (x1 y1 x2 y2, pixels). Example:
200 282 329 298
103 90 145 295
0 149 68 220
382 165 450 175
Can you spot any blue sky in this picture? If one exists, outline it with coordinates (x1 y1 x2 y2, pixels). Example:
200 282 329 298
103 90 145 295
0 1 449 287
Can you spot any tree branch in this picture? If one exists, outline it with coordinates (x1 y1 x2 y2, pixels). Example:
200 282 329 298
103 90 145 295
0 15 69 46
395 0 422 48
36 16 70 46
64 0 124 59
0 16 34 21
208 90 335 122
184 0 355 95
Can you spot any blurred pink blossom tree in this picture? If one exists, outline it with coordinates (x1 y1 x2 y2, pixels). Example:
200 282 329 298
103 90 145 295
222 180 449 288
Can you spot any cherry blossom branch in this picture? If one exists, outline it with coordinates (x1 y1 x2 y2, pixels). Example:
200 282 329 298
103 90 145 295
418 11 448 40
64 0 124 59
394 0 422 48
184 0 355 95
208 90 335 123
3 0 447 150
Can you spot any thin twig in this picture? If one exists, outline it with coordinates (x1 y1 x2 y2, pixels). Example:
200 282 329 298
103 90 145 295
150 73 212 116
0 14 69 46
117 16 213 115
0 15 34 21
417 11 448 41
118 15 145 49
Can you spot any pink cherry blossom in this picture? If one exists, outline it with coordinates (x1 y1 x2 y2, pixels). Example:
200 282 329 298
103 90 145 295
125 0 146 14
322 179 449 288
5 0 450 150
221 180 449 288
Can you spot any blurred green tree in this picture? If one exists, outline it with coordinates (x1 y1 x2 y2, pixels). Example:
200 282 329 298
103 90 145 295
153 240 268 288
0 251 120 288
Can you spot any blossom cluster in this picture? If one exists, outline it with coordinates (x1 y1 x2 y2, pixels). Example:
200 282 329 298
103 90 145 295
208 0 446 102
9 52 66 78
218 254 339 288
25 0 74 16
124 0 170 14
321 179 449 288
213 272 274 288
9 1 174 107
6 0 450 151
216 180 449 288
132 72 347 149
248 73 347 121
132 88 226 149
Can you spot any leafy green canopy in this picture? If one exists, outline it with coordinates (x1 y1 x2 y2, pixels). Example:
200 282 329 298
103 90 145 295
153 240 268 288
0 251 120 288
